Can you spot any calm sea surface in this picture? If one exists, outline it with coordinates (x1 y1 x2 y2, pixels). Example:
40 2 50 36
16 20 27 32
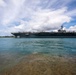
0 38 76 71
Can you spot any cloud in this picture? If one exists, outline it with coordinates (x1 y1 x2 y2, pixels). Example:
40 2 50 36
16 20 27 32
12 8 71 32
40 0 72 9
0 0 76 35
0 0 6 7
67 25 76 32
31 8 71 31
1 0 25 25
66 9 76 17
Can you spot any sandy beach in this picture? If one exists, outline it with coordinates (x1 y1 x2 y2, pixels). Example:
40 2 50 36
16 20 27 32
1 53 76 75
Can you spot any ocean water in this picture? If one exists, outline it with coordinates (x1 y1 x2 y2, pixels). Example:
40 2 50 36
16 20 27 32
0 38 76 71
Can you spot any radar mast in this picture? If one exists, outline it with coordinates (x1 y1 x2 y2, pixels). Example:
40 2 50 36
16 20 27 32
58 25 66 33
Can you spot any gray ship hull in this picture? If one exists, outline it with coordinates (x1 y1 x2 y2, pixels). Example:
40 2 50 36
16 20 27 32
11 32 76 38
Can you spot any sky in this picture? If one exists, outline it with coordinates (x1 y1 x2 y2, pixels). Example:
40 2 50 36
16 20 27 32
0 0 76 36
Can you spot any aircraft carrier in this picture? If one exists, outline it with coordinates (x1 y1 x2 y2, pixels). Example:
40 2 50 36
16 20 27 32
11 26 76 38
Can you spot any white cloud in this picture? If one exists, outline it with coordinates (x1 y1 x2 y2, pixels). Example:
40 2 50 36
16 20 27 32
0 0 76 35
66 25 76 32
41 0 72 9
13 8 71 32
66 9 76 17
1 0 26 25
0 0 6 7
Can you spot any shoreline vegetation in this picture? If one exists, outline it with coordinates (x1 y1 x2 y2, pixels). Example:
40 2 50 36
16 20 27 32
0 36 14 38
1 54 76 75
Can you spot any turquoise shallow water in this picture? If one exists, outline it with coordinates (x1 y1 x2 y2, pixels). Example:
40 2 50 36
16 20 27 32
0 38 76 71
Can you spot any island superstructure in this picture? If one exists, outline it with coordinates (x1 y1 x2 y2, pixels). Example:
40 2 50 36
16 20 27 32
11 26 76 38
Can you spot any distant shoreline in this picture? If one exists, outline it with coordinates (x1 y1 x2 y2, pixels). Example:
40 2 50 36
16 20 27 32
0 36 14 38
